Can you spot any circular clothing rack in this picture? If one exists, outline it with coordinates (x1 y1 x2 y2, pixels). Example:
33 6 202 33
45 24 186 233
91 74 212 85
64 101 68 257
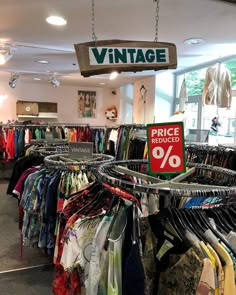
44 153 114 168
98 159 236 197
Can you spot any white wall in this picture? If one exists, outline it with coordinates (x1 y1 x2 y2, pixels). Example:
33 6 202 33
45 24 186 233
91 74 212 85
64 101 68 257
120 83 133 124
133 76 156 124
0 77 120 126
155 72 175 123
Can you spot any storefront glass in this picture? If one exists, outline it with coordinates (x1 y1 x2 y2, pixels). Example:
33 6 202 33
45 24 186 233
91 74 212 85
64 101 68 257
175 57 236 144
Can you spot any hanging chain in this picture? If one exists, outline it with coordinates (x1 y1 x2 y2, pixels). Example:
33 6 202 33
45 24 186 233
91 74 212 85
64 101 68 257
91 0 97 42
154 0 160 42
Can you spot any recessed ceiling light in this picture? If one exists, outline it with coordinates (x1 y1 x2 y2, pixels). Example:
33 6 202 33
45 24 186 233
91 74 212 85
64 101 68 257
184 38 205 45
109 72 118 80
100 82 106 85
46 16 67 26
33 77 41 81
36 60 49 64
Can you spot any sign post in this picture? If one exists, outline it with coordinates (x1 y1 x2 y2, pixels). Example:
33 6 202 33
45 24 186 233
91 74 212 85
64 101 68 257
147 122 186 174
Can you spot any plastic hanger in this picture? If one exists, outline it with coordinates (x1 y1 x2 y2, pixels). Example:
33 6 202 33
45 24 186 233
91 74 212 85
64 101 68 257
104 198 123 250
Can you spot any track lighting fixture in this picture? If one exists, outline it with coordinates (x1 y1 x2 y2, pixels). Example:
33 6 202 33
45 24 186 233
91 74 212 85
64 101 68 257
0 48 13 65
49 76 60 87
9 73 19 88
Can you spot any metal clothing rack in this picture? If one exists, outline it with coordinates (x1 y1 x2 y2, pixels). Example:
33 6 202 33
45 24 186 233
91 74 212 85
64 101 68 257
44 153 114 169
119 124 146 129
0 123 106 128
98 159 236 197
29 145 69 156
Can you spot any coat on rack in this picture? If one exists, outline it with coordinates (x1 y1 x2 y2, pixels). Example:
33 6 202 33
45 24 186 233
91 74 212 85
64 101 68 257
202 62 232 108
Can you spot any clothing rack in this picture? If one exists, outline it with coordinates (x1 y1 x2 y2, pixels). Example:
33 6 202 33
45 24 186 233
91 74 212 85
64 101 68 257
0 123 108 128
44 153 114 168
98 159 236 196
29 145 69 156
119 124 146 128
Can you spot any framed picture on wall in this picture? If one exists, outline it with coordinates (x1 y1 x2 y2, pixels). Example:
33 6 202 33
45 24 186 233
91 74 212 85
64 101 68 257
78 90 97 118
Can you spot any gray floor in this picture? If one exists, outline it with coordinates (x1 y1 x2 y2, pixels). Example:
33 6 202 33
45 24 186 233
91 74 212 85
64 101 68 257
0 265 54 295
0 181 54 294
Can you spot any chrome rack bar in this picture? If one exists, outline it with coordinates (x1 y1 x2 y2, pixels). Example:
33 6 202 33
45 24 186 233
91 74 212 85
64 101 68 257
114 165 164 184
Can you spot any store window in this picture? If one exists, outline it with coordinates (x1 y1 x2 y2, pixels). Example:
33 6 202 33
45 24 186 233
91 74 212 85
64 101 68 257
175 57 236 144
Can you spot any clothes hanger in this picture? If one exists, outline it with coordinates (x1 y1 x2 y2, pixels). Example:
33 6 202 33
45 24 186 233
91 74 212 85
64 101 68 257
214 207 234 232
65 181 99 200
205 208 231 234
182 209 207 241
104 197 123 251
222 206 236 229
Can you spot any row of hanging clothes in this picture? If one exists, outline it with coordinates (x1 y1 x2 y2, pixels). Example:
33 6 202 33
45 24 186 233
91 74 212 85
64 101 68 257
29 158 236 295
103 124 147 160
7 141 236 295
0 125 27 160
6 151 114 259
0 123 107 161
92 160 236 295
186 143 236 171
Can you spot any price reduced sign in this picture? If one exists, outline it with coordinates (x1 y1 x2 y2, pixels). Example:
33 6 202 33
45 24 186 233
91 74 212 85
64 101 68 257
147 122 186 174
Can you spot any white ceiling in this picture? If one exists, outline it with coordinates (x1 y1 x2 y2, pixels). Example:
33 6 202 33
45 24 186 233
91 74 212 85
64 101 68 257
0 0 236 87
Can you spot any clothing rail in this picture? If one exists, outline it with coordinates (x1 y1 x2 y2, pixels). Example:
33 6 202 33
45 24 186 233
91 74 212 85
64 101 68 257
44 153 114 168
186 142 236 151
0 123 90 128
29 146 69 156
0 122 113 128
0 122 148 130
119 124 146 128
98 159 236 196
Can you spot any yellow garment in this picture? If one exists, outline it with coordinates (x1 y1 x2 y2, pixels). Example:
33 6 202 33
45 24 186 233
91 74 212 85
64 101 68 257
214 243 235 295
207 243 225 295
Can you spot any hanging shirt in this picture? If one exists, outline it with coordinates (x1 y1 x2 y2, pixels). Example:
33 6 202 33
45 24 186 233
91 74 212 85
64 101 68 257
100 207 127 295
202 63 232 108
87 215 113 295
226 231 236 253
158 245 204 295
60 214 104 295
203 229 235 295
24 128 31 144
197 242 216 295
207 243 225 295
13 167 38 197
6 128 15 160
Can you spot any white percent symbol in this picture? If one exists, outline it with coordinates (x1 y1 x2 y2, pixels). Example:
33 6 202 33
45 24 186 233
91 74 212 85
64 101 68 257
152 146 181 169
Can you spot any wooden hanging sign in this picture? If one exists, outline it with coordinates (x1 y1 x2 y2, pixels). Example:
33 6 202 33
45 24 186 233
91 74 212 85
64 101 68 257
74 39 177 77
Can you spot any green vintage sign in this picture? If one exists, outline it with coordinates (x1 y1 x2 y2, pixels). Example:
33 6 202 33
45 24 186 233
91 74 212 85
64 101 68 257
74 39 177 77
89 47 169 65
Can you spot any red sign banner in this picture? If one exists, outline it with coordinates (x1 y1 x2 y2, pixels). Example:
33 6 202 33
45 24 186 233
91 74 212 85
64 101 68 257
147 122 186 174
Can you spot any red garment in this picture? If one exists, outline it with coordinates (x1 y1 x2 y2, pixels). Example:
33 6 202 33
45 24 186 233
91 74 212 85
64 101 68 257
13 167 38 197
87 127 92 142
0 129 6 153
52 266 81 295
77 128 81 142
52 183 110 295
6 128 15 159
